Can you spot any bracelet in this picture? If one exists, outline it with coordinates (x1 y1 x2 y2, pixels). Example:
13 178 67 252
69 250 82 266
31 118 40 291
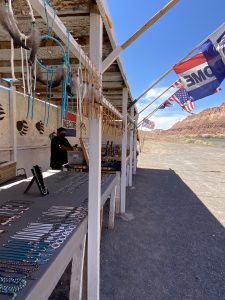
0 276 26 294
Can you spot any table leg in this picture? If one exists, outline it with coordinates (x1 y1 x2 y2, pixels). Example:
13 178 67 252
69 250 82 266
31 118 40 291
69 234 87 300
109 185 117 229
115 173 121 214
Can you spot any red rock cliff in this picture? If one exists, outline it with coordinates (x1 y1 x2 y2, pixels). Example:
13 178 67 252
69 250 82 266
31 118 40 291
166 103 225 135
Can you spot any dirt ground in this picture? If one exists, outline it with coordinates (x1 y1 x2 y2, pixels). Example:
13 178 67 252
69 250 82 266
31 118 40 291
100 140 225 300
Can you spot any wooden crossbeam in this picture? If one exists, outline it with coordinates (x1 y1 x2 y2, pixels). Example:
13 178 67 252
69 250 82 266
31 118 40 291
101 0 180 73
28 0 123 120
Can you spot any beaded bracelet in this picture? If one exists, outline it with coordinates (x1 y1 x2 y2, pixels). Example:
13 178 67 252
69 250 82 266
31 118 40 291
0 289 17 300
0 268 29 279
0 260 39 273
0 275 26 294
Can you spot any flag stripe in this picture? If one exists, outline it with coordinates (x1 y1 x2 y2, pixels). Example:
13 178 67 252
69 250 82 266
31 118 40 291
173 53 206 73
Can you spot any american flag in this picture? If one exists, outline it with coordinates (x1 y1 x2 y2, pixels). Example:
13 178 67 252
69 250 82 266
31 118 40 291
158 100 173 109
182 100 195 113
172 79 185 89
169 89 195 113
142 118 155 129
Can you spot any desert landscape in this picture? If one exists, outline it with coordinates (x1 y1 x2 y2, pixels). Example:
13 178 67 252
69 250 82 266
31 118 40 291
100 105 225 299
100 134 225 299
141 102 225 148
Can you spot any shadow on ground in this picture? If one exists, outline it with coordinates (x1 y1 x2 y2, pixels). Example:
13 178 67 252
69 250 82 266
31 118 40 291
100 168 225 300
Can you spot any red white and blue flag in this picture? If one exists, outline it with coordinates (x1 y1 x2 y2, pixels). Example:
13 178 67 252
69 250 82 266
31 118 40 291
142 118 155 129
158 100 173 109
169 89 195 113
198 29 225 85
172 79 184 89
173 52 224 101
203 22 225 62
182 101 195 114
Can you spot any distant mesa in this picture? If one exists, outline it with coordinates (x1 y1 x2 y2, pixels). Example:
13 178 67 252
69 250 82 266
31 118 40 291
159 103 225 136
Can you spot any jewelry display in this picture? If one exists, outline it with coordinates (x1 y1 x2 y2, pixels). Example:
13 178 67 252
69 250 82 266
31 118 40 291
0 200 31 226
0 171 116 298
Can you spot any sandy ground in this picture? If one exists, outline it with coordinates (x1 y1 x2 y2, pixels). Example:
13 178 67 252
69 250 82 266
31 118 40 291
100 140 225 300
139 140 225 226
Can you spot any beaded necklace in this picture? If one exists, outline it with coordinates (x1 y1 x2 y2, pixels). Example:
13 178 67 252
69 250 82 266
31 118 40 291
0 276 26 298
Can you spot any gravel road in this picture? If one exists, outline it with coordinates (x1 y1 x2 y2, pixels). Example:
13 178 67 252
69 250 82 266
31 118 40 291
101 140 225 300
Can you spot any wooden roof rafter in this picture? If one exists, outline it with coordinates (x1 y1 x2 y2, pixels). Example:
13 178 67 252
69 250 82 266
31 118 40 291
0 0 134 120
26 0 124 120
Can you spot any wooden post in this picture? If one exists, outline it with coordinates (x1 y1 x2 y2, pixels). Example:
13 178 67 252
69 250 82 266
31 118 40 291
9 85 17 162
129 107 134 187
133 120 138 175
108 184 117 229
115 172 121 214
29 0 123 121
88 5 103 300
120 88 128 213
126 162 129 187
69 235 87 300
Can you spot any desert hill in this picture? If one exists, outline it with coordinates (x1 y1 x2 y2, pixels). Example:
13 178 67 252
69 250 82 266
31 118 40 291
165 103 225 136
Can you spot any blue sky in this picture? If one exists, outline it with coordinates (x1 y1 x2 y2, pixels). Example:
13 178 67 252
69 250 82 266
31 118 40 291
107 0 225 129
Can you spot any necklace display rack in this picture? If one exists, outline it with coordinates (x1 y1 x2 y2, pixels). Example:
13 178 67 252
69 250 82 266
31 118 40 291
0 204 88 298
0 170 117 299
0 200 31 226
24 166 49 196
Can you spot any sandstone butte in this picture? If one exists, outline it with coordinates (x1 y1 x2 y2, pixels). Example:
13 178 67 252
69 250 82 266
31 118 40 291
163 102 225 136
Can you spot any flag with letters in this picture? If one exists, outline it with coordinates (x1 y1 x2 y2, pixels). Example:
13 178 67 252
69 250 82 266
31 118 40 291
169 89 195 113
173 53 224 101
199 42 225 82
203 22 225 63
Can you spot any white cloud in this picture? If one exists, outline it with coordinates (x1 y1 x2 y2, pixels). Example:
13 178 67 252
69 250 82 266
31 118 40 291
136 86 187 130
144 86 175 100
151 114 186 129
137 86 176 114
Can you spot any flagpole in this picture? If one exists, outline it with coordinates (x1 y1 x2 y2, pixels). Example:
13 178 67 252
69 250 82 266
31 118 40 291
140 122 144 152
138 85 172 116
128 22 225 110
137 102 164 128
138 103 164 126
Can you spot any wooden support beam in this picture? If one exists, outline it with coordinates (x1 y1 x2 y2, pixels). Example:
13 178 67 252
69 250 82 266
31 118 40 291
108 184 117 230
115 172 121 214
29 0 98 81
0 44 114 62
128 107 134 187
69 235 87 300
133 121 138 175
0 16 91 41
88 5 103 300
120 88 128 213
19 0 123 121
103 91 123 96
102 0 180 73
9 85 17 162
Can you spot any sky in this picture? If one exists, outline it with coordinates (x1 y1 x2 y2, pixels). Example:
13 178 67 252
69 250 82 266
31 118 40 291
107 0 225 129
